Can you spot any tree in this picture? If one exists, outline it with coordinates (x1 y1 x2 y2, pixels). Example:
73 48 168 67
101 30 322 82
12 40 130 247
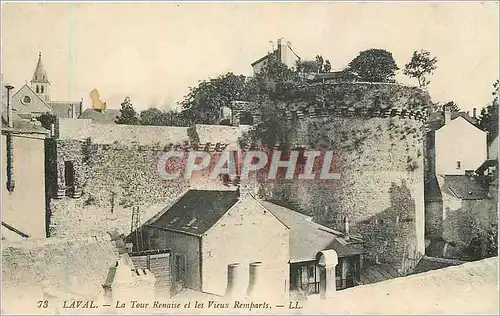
179 73 247 125
443 101 461 112
251 56 303 101
36 112 57 130
115 97 139 125
478 80 499 139
346 49 399 83
139 108 166 126
403 50 438 89
296 55 331 74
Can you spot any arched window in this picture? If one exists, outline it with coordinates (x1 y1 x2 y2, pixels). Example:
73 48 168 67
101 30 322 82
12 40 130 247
36 85 39 93
41 85 44 93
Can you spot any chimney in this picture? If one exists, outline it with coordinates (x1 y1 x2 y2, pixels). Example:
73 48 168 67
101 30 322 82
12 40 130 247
276 38 288 65
443 104 452 125
5 83 14 128
473 108 477 118
246 262 262 300
343 216 350 237
79 97 83 117
225 263 244 299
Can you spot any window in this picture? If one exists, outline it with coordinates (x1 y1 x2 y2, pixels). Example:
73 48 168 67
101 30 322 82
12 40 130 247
21 96 32 104
36 86 39 93
456 160 462 169
41 85 44 93
308 265 315 278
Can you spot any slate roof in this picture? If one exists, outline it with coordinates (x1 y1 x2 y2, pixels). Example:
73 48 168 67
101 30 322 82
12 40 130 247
32 52 49 83
78 108 121 124
49 101 82 119
429 111 479 131
147 189 240 236
411 256 465 275
146 189 364 261
442 175 489 200
259 200 365 262
359 260 401 285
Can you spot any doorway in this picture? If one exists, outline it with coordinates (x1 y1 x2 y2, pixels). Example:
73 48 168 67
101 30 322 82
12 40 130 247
64 161 75 187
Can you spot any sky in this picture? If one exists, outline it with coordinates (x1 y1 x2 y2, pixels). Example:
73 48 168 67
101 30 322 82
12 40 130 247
1 1 499 113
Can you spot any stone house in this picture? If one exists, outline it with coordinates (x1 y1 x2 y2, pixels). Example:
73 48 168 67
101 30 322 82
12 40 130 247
1 112 49 240
424 104 496 258
251 38 301 75
433 105 486 176
134 188 365 300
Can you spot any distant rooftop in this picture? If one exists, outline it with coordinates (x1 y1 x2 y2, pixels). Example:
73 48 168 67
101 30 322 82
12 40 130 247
442 174 489 200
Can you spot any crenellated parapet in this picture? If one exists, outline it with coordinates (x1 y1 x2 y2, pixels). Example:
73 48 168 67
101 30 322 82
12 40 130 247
286 106 429 123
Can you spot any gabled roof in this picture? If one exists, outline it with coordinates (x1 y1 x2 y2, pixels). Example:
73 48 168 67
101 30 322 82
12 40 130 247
10 84 52 114
259 200 365 261
146 189 364 261
429 111 480 131
147 189 240 236
251 50 279 67
441 175 489 200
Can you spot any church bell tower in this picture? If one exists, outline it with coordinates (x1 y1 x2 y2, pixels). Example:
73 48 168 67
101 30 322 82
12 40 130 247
30 52 50 102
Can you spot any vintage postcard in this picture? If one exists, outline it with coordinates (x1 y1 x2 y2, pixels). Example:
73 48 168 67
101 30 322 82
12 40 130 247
1 1 499 314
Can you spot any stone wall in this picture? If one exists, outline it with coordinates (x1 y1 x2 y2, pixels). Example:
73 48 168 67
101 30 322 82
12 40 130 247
243 83 431 274
49 122 248 237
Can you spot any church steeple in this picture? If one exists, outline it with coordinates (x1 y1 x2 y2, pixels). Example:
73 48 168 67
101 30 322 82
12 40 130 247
30 52 50 102
32 52 49 83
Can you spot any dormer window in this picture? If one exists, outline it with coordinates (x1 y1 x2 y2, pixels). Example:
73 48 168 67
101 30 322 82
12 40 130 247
21 96 32 105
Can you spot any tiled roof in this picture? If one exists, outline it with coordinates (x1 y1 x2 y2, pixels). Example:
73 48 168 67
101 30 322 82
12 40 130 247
259 200 365 262
78 108 121 124
147 189 240 236
442 175 489 200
